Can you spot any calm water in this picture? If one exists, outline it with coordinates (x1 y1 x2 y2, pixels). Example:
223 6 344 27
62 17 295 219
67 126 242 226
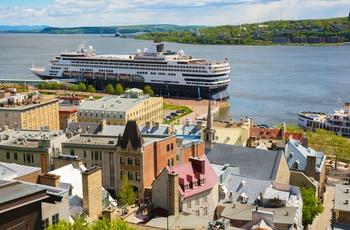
1 33 350 126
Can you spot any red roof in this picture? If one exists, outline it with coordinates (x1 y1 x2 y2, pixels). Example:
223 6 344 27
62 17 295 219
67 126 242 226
166 155 217 198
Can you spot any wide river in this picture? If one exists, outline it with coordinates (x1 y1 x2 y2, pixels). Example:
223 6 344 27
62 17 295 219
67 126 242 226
1 33 349 126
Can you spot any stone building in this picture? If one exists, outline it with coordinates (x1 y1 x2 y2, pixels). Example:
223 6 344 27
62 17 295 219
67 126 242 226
77 89 163 126
0 129 67 173
0 92 59 130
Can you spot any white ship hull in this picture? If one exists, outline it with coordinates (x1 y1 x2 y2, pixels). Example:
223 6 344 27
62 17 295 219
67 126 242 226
30 41 231 100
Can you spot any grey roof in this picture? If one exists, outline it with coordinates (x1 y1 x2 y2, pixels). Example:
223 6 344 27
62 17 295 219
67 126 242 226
223 174 272 204
205 143 282 180
139 125 168 135
101 125 125 135
0 180 47 204
0 162 41 180
334 184 350 211
146 213 210 229
219 200 297 226
68 122 102 134
78 95 149 112
285 137 326 173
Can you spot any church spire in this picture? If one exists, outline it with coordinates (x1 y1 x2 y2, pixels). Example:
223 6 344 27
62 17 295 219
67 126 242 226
206 99 212 130
204 100 216 143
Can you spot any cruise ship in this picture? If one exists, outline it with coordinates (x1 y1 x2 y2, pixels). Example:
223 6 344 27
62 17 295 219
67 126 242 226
298 102 350 136
30 40 231 100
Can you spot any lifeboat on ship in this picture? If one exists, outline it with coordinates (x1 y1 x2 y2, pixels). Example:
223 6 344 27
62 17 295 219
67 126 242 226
94 72 105 79
62 71 71 77
106 73 117 80
83 72 93 78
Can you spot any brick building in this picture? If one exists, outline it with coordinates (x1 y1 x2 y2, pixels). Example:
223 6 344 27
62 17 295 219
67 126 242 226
61 120 204 200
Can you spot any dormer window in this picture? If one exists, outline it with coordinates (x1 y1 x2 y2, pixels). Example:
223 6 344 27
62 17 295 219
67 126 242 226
200 178 205 186
289 152 294 158
192 182 197 189
184 184 190 192
292 160 299 169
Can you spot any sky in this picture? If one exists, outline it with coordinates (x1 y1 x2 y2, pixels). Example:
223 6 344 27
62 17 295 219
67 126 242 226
0 0 349 27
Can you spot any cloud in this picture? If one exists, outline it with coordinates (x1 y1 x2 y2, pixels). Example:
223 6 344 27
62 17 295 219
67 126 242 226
0 0 349 26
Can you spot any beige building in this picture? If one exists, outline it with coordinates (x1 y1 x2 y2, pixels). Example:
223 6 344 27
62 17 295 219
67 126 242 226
0 93 59 130
0 128 67 173
77 89 163 125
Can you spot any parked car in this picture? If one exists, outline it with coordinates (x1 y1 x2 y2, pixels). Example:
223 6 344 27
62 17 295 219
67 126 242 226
176 109 186 113
170 112 178 117
166 115 173 119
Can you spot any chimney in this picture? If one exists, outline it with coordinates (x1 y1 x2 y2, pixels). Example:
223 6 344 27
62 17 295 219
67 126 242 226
196 121 203 128
146 121 151 129
81 166 103 221
189 157 205 174
167 171 179 215
281 122 286 138
155 122 160 129
303 136 309 148
306 155 316 173
53 154 83 169
38 173 61 188
100 119 107 131
259 192 264 206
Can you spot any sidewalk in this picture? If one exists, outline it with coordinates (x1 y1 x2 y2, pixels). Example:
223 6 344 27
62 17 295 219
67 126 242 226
309 185 335 230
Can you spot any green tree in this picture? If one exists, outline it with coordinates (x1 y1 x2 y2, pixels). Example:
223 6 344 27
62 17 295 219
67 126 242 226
52 82 61 93
115 83 124 95
87 85 96 96
70 84 79 93
301 187 323 226
119 174 137 206
143 85 154 96
38 82 44 90
105 84 115 95
44 82 53 90
78 83 87 95
46 216 136 230
330 132 350 169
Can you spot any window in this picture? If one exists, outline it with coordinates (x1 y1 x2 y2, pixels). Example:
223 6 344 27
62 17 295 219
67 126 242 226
94 151 99 160
120 157 125 164
200 178 205 186
135 157 141 165
128 157 133 165
52 213 59 225
128 171 133 180
83 150 86 158
6 152 10 159
70 149 74 156
203 195 207 203
120 171 125 179
42 218 49 229
184 184 189 192
203 207 208 216
14 152 18 160
195 198 199 205
193 182 197 189
187 201 191 209
195 210 200 216
136 172 141 181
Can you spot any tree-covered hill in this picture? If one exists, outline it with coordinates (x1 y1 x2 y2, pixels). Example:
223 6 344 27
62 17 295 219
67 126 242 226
40 24 206 34
135 17 350 45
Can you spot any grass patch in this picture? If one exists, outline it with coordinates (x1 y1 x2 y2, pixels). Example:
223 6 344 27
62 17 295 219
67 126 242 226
163 103 193 124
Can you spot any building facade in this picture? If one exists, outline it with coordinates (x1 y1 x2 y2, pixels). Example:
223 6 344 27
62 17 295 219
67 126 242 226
77 89 163 126
61 120 204 200
0 93 59 130
0 129 67 173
